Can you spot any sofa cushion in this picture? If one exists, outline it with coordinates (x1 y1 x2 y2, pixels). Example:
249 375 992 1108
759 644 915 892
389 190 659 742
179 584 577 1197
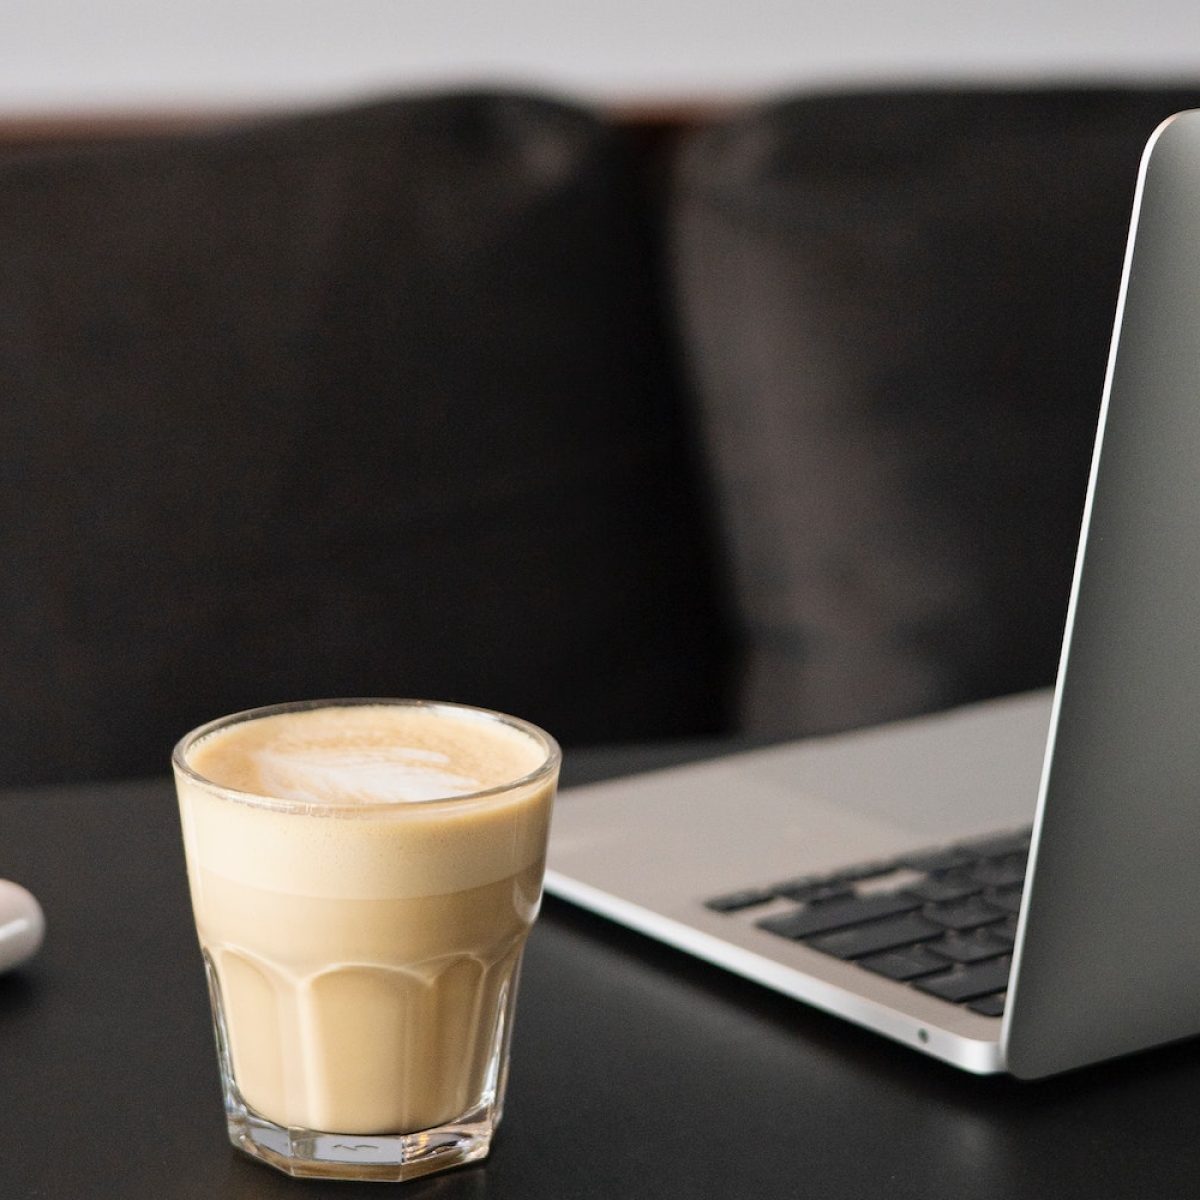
0 92 731 785
671 88 1200 737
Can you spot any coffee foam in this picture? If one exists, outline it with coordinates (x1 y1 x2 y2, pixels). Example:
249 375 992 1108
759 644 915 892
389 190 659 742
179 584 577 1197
187 705 545 804
176 705 556 899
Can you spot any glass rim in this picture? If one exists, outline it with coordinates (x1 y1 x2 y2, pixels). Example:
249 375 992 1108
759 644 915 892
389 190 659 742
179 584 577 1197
172 697 562 815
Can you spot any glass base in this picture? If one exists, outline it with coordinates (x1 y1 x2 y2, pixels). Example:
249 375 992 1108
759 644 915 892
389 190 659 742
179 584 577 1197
202 947 517 1182
227 1098 495 1182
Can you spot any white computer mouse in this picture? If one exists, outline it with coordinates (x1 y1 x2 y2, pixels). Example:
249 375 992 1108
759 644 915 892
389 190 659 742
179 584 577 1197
0 879 44 973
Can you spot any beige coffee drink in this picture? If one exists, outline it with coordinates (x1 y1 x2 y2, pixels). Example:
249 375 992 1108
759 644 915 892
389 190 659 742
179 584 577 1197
173 700 559 1180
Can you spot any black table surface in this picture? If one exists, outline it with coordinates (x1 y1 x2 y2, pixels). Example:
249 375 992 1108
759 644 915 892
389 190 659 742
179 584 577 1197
2 742 1198 1199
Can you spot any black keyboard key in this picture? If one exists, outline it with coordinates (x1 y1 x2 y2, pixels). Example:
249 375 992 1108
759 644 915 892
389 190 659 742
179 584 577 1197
915 957 1013 1003
780 884 855 905
807 912 944 960
705 888 775 913
858 944 953 981
926 929 1011 964
757 892 921 940
967 991 1007 1018
766 874 821 898
961 828 1032 859
899 846 977 873
969 855 1027 888
990 915 1020 946
827 859 902 884
986 885 1024 914
904 871 982 904
924 895 1007 931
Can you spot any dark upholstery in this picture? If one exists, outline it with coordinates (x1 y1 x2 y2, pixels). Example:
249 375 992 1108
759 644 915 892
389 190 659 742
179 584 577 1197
5 86 1199 788
0 93 731 785
671 89 1200 738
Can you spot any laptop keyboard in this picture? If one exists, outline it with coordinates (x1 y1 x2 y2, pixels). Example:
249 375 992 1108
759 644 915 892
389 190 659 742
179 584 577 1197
704 826 1031 1019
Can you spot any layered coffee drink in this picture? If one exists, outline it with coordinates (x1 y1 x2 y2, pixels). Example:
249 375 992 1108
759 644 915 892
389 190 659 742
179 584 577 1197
173 700 559 1179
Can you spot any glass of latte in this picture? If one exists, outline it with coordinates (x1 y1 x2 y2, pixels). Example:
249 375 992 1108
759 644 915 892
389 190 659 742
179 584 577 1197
172 699 560 1182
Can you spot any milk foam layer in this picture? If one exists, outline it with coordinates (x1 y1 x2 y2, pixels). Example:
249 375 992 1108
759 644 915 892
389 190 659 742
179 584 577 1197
178 705 556 899
188 704 546 803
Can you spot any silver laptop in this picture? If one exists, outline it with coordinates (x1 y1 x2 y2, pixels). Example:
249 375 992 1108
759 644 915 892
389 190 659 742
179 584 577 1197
546 110 1200 1079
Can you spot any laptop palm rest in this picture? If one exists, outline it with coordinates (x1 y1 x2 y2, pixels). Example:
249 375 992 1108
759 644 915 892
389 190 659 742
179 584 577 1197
549 692 1049 916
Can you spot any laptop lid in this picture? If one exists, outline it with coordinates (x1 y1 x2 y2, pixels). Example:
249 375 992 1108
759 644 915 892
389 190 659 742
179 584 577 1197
1004 111 1200 1077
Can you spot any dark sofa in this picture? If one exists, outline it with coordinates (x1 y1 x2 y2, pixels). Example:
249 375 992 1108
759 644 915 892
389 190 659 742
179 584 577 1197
1 85 1197 785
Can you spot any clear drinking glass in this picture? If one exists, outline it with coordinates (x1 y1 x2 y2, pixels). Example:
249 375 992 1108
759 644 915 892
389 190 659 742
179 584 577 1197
172 699 560 1182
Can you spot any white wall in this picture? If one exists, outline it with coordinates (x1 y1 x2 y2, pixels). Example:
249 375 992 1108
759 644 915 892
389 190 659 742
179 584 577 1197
4 0 1200 116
